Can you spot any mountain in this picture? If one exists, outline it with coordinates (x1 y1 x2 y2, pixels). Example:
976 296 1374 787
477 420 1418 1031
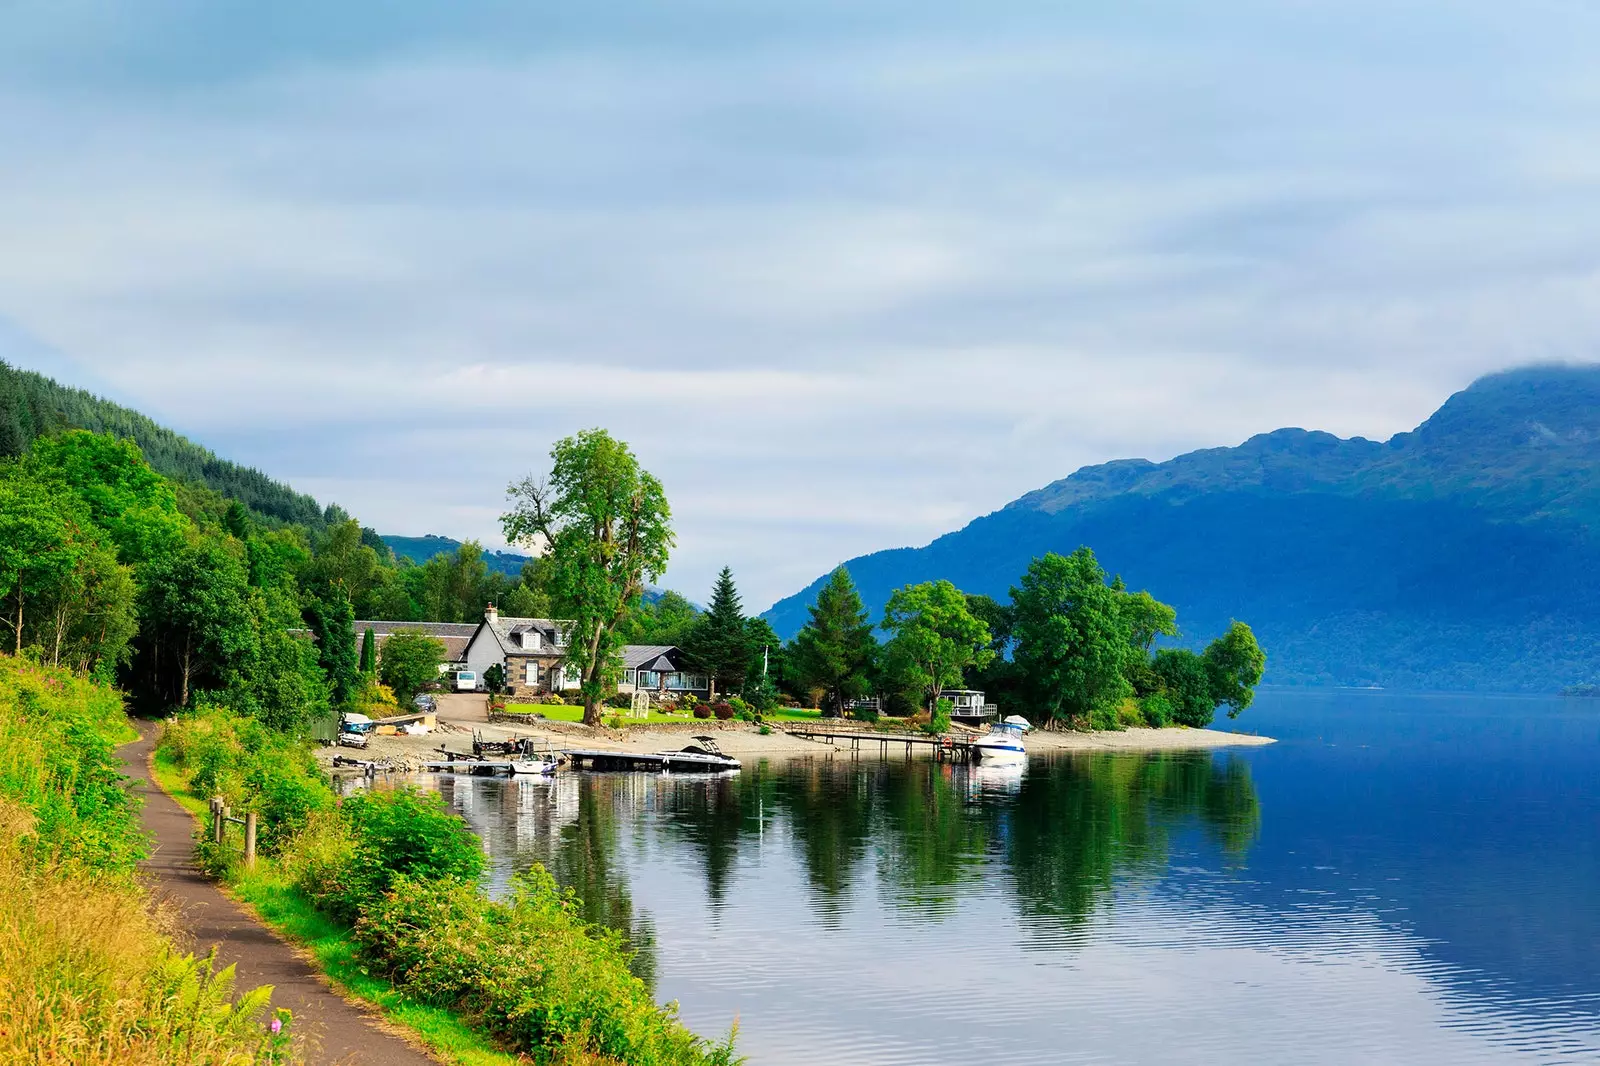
382 534 533 578
0 359 332 530
764 365 1600 693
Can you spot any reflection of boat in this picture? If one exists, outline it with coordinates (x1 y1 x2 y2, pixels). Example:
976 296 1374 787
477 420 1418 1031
972 720 1027 762
654 735 742 773
969 760 1025 794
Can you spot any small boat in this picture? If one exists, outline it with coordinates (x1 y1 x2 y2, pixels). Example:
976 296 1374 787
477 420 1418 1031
654 735 741 773
509 755 560 776
972 720 1027 762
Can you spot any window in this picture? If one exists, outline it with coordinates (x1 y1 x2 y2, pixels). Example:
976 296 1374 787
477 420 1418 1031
639 671 659 689
623 669 637 686
525 661 539 686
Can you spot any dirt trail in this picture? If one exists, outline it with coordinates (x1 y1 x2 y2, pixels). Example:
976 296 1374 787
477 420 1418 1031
122 721 440 1066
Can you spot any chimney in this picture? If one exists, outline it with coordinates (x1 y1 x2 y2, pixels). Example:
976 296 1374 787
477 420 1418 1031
485 603 498 626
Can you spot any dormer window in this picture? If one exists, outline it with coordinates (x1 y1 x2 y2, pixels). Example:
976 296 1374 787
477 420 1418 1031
520 630 541 650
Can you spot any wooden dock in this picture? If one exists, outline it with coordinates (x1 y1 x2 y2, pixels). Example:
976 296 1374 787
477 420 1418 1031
784 729 978 763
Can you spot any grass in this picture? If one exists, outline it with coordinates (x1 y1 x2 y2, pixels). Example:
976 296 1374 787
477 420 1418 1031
500 704 724 726
150 750 528 1066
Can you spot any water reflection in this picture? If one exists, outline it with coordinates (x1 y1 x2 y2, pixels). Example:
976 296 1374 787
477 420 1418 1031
417 750 1261 940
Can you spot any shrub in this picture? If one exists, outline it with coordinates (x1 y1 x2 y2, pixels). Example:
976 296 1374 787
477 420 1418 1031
711 702 735 721
1115 698 1143 729
604 714 625 730
849 706 879 724
757 724 772 736
606 692 633 709
353 869 738 1065
929 697 952 734
1140 693 1173 728
537 693 566 706
693 703 712 720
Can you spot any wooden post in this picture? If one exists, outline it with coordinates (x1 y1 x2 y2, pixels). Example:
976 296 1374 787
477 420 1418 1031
244 811 257 868
211 797 225 844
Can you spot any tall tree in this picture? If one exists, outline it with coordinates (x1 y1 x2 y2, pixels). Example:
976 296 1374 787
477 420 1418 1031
789 567 875 716
304 584 359 707
359 626 377 674
881 580 994 715
23 430 187 566
501 429 674 726
0 474 84 655
683 567 752 696
1011 548 1137 729
140 541 256 707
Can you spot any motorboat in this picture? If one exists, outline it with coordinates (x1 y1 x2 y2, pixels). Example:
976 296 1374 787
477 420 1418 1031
653 735 741 773
509 755 560 776
971 720 1027 762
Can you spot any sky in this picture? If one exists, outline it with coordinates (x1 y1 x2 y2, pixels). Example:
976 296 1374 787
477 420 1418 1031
2 1 1599 609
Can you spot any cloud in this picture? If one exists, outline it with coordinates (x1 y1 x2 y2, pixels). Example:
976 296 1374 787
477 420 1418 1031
1 1 1599 607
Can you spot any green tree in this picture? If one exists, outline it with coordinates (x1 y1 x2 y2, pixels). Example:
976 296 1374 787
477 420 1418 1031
618 590 699 646
1010 549 1136 729
1152 648 1214 727
303 519 388 616
880 580 994 715
501 430 674 726
789 567 875 715
359 627 377 674
683 567 752 697
304 585 359 707
742 616 784 711
1203 621 1266 718
23 430 187 565
35 534 137 678
140 540 256 707
379 631 446 704
0 474 86 655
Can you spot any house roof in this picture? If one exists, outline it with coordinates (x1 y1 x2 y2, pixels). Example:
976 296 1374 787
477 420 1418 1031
623 644 684 671
352 619 477 661
477 615 568 658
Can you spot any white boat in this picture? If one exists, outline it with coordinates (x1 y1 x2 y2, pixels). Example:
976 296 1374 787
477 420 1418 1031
509 755 560 776
652 735 741 773
972 720 1027 762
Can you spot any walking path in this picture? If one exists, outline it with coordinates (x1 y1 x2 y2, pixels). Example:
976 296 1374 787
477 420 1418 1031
122 721 440 1066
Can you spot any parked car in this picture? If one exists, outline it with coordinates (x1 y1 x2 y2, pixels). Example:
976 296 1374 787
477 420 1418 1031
336 730 369 749
413 693 437 712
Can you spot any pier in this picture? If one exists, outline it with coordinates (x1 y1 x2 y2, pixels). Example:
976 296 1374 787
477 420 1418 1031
562 748 740 773
784 728 979 763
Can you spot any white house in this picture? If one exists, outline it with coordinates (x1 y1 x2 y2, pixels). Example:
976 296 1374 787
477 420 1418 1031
458 605 710 698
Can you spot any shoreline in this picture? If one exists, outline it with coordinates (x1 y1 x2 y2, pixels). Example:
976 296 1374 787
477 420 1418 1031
317 707 1274 771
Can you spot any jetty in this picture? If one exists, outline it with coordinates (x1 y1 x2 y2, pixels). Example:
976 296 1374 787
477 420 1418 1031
785 728 980 763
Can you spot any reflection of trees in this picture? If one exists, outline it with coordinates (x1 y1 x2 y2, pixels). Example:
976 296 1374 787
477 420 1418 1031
550 781 659 989
655 769 774 906
775 761 874 917
1004 752 1261 928
873 763 987 914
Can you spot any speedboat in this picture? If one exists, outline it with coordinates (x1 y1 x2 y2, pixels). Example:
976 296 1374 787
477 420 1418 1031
654 735 741 773
509 754 560 775
971 720 1027 762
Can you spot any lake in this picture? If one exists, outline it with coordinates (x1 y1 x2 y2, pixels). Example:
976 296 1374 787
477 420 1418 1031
408 692 1600 1064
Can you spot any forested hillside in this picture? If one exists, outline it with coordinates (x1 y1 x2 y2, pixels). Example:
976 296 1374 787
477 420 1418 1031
765 365 1600 693
0 360 330 530
383 534 532 578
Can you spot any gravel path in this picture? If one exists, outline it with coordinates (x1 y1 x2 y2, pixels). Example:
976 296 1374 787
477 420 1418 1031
123 721 441 1066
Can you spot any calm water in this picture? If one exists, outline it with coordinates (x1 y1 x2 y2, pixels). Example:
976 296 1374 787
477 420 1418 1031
406 692 1600 1064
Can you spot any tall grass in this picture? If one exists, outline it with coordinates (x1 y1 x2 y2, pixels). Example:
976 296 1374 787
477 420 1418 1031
0 654 295 1065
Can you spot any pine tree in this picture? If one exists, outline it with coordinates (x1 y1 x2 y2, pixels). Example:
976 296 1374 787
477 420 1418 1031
684 566 751 696
789 566 876 716
359 626 377 674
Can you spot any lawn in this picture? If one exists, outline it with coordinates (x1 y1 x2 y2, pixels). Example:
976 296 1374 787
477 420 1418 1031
497 704 712 726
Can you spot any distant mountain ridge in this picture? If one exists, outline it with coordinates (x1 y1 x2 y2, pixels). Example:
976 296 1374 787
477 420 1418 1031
764 365 1600 693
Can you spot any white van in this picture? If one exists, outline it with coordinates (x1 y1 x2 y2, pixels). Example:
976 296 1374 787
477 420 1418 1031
454 670 478 692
